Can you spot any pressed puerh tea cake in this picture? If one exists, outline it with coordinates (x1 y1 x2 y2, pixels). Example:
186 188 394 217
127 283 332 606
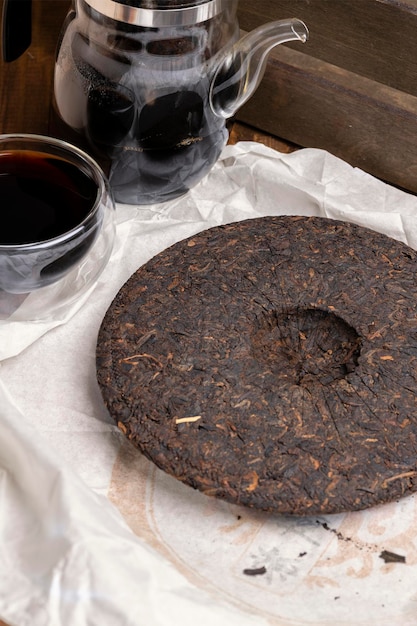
96 216 417 515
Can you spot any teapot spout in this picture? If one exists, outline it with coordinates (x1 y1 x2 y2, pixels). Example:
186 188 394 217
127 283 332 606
210 18 308 119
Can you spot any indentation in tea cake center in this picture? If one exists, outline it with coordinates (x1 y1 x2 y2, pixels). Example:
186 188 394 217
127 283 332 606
251 308 361 386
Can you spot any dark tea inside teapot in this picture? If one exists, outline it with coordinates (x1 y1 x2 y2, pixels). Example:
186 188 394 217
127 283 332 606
3 0 308 204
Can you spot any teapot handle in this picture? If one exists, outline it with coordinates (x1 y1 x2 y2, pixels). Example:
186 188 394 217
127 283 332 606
1 0 32 62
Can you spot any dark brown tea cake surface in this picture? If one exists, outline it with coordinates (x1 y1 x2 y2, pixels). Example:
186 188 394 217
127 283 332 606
96 216 417 515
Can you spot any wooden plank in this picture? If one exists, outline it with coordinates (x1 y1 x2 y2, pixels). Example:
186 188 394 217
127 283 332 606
0 0 69 134
227 120 298 153
238 0 417 97
235 45 417 193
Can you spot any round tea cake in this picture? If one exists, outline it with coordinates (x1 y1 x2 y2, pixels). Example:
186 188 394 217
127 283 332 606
96 216 417 515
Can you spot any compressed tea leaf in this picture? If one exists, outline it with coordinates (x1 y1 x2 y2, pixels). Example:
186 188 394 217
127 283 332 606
97 216 417 515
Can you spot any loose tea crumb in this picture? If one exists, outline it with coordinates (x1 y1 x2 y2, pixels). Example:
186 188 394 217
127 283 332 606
379 550 406 564
243 566 267 577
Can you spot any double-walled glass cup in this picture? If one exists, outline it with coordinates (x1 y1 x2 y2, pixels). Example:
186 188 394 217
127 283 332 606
0 134 115 320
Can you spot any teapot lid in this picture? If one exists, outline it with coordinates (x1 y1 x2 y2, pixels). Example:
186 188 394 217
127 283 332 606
83 0 227 26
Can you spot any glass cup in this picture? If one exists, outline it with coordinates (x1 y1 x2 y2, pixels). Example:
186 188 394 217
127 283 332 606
0 134 115 320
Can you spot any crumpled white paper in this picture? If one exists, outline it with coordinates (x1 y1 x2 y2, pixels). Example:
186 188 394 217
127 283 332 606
0 379 264 626
1 142 417 626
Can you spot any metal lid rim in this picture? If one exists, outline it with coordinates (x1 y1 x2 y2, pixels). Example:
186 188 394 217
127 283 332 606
82 0 226 26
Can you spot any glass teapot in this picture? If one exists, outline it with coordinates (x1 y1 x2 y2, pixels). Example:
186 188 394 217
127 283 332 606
3 0 308 204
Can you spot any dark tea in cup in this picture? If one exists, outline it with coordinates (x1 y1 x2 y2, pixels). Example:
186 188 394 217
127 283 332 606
1 150 97 245
0 134 114 294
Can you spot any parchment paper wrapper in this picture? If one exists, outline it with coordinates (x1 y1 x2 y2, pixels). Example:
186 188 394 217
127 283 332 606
1 143 417 626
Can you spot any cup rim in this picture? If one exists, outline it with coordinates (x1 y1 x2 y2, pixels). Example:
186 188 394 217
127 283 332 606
0 133 110 251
